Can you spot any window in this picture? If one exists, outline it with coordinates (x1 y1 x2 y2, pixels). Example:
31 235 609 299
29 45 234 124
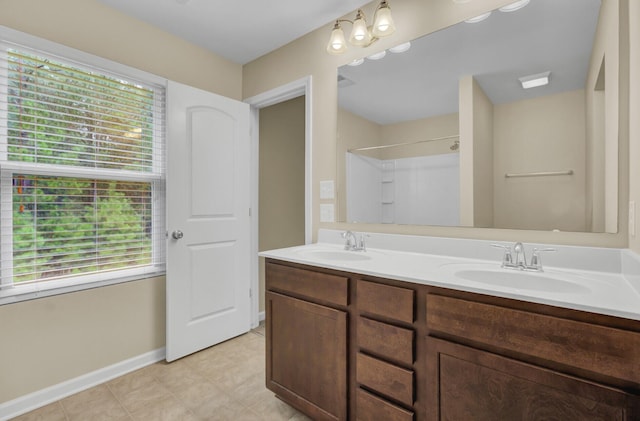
0 30 165 301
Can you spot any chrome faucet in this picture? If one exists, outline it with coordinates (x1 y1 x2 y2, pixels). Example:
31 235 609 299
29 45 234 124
513 242 527 268
492 242 555 272
341 231 367 251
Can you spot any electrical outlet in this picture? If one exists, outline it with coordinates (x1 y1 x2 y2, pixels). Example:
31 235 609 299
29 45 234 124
630 201 636 237
320 204 335 222
320 180 335 199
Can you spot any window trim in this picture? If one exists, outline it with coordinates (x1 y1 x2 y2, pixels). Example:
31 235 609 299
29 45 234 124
0 25 167 305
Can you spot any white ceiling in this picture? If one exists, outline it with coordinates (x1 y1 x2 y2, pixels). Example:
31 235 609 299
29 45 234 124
95 0 602 125
96 0 372 64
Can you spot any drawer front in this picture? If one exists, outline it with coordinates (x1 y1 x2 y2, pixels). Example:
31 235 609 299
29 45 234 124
266 261 348 306
358 280 414 323
426 294 640 384
356 388 414 421
357 317 414 366
356 353 414 407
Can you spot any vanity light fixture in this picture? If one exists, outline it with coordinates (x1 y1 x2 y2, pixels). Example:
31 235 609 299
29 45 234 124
366 50 387 60
389 41 411 53
519 71 551 89
346 41 410 66
326 1 396 55
499 0 530 13
464 12 491 23
462 0 529 24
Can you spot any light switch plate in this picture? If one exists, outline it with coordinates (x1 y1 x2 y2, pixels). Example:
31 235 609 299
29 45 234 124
320 204 335 222
320 180 335 199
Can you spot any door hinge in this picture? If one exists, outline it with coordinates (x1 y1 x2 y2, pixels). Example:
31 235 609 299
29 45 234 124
249 288 253 298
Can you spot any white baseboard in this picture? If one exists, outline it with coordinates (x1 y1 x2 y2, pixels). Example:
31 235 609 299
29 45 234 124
258 311 265 322
0 347 166 421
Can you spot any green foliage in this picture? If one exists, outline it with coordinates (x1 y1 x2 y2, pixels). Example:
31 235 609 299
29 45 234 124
7 50 156 284
12 176 152 283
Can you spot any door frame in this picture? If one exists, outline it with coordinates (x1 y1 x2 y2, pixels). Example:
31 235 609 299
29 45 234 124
244 76 313 328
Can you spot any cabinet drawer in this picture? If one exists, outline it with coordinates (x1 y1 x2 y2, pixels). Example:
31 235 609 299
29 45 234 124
357 317 414 366
358 280 414 323
426 294 640 384
356 388 414 421
356 353 414 407
266 261 348 306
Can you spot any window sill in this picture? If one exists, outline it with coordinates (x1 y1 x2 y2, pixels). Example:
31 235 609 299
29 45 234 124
0 268 166 306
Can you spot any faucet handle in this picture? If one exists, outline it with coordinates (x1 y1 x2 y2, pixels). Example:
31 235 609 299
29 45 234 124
358 233 370 251
491 244 513 266
530 247 556 271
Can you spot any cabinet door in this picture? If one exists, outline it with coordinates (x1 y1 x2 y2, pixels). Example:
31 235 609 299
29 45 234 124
266 292 348 421
426 337 639 421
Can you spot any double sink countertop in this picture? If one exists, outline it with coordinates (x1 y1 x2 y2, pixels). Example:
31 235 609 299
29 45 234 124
260 231 640 322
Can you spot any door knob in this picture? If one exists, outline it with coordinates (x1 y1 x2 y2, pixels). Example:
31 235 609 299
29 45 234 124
171 230 184 240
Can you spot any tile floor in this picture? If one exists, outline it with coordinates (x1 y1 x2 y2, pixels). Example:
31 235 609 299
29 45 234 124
13 324 310 421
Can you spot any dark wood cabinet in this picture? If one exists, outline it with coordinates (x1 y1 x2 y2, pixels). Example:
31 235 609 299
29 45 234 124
426 337 639 420
265 262 349 420
265 258 640 421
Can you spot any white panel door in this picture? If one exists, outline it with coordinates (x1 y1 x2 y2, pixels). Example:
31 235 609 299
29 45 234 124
166 81 250 362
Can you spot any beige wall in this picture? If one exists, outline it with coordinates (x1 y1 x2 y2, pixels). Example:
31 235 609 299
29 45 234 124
243 0 629 248
379 113 459 160
0 277 166 403
0 0 243 405
258 97 306 312
630 0 640 253
493 90 587 232
585 0 623 234
471 77 494 228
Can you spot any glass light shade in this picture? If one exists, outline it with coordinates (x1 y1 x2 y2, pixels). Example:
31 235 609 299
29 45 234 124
326 22 348 54
389 41 411 53
465 11 491 23
499 0 530 12
372 2 395 37
366 50 386 60
349 11 372 46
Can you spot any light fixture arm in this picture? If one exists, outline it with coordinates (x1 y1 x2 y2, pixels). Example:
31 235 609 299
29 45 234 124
326 1 394 54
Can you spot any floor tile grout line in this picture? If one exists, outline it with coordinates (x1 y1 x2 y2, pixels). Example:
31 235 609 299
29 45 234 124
105 382 136 420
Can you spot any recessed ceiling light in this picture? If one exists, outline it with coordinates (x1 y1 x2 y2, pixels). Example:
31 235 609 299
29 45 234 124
465 12 491 23
389 42 411 53
366 50 387 60
348 58 365 66
519 71 551 89
499 0 530 13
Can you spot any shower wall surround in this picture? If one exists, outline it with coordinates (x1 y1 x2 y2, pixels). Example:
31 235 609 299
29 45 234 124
346 152 459 225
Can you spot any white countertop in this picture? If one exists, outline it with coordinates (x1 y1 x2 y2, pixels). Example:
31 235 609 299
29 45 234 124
260 241 640 322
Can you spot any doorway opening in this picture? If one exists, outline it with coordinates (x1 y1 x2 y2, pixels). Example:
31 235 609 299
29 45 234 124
245 76 312 327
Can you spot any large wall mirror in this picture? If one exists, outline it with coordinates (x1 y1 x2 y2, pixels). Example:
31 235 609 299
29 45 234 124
336 0 619 233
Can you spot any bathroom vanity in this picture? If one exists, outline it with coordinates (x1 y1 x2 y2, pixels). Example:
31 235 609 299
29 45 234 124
262 237 640 420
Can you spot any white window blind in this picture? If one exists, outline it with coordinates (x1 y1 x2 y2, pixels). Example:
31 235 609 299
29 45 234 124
0 39 165 294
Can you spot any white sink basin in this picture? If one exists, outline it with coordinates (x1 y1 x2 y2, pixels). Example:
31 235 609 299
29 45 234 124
440 264 591 294
298 249 372 262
